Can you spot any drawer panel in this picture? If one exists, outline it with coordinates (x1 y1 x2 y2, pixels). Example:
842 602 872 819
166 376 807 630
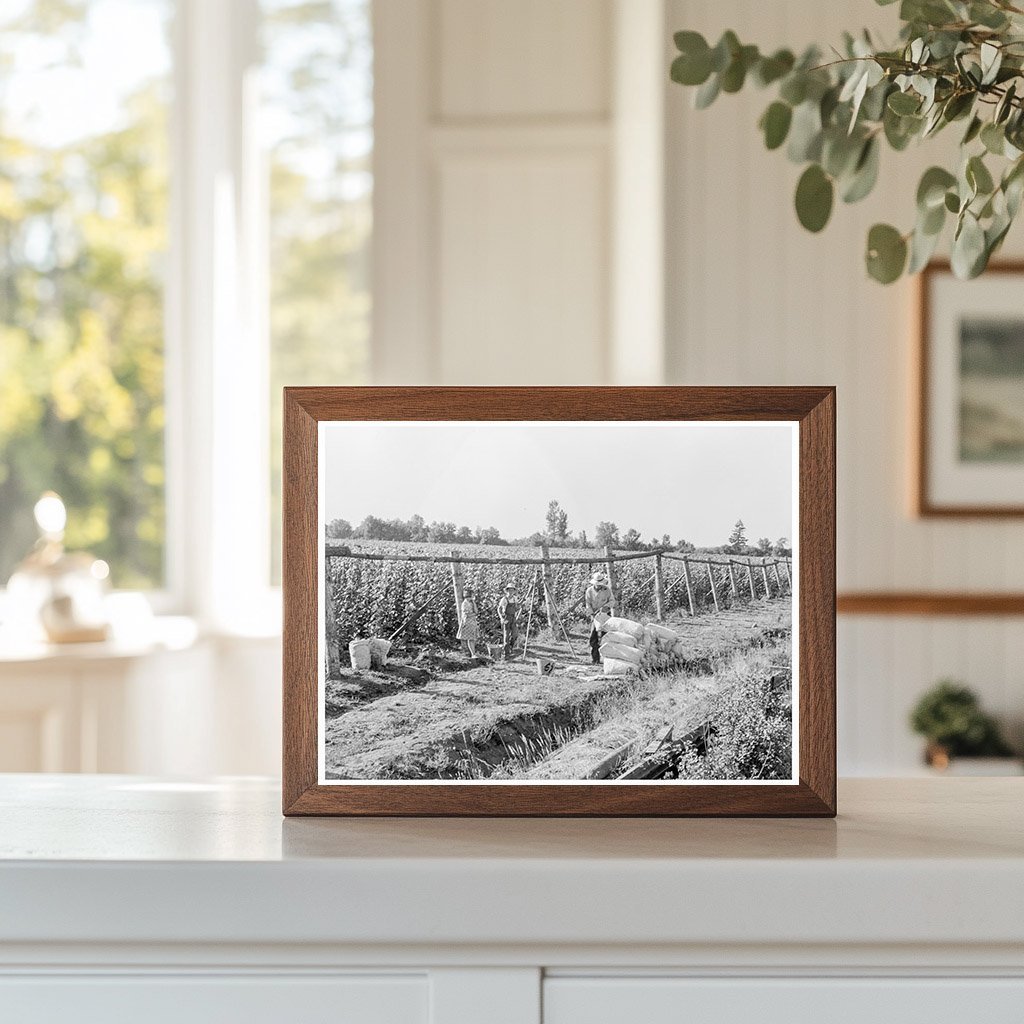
544 977 1024 1024
0 974 427 1024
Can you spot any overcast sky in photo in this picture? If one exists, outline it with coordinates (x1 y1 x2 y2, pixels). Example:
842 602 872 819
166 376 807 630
321 421 796 547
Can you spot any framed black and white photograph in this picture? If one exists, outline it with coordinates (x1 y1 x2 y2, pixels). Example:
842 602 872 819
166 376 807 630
283 387 835 816
918 262 1024 517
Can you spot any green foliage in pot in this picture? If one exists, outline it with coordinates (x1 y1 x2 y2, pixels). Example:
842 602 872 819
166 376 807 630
670 0 1024 283
909 679 1014 757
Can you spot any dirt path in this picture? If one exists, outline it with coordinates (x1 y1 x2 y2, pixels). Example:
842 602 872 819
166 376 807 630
324 599 791 780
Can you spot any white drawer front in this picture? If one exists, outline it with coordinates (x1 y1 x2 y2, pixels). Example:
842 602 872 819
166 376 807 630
0 974 427 1024
544 977 1024 1024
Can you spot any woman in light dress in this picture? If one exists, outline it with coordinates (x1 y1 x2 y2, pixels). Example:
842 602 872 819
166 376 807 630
457 586 480 657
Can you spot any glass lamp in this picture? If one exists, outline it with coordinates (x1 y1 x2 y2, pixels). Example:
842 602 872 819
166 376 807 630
5 493 111 644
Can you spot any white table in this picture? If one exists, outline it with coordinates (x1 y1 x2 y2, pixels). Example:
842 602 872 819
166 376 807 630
1 776 1022 1023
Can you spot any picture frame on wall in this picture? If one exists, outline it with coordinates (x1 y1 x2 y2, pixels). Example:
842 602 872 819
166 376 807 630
282 387 836 817
917 261 1024 517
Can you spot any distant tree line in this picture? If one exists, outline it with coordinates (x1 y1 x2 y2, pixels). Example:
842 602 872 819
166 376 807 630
325 506 791 558
325 514 507 546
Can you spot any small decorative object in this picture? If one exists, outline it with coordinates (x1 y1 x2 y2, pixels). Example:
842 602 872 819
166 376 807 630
282 387 836 817
910 679 1016 769
5 492 111 644
670 1 1024 283
916 261 1024 515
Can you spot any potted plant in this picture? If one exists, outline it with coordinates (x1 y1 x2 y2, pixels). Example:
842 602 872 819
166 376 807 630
670 0 1024 283
909 680 1019 772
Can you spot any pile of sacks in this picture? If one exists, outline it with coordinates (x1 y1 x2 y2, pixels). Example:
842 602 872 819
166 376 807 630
598 615 687 676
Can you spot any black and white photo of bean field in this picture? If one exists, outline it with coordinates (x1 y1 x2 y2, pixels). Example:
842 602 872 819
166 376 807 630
959 317 1024 463
320 421 797 784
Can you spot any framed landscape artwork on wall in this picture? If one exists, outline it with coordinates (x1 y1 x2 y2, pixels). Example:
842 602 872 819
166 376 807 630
917 262 1024 517
282 387 836 817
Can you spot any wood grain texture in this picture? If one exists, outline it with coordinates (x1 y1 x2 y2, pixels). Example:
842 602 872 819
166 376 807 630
838 592 1024 616
282 391 318 813
915 260 1024 518
282 387 836 817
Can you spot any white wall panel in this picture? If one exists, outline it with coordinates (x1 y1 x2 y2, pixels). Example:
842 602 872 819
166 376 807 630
438 0 611 120
666 0 1024 774
375 0 618 386
436 150 608 384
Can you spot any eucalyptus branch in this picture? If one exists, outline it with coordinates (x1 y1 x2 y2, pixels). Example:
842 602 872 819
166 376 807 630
670 0 1024 283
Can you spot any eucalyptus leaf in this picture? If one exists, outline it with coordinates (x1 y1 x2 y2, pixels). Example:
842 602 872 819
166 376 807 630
951 212 986 278
920 200 946 235
922 106 944 137
754 49 795 87
917 166 957 210
710 31 740 73
996 82 1017 124
861 79 892 122
760 102 793 150
1004 158 1024 216
795 164 834 232
967 154 995 195
866 223 908 283
981 121 1006 155
694 73 721 109
721 44 759 92
822 128 864 178
942 92 974 122
671 51 711 87
970 2 1009 30
884 106 922 150
779 73 807 106
888 90 921 115
842 137 880 203
962 115 983 145
787 100 823 162
908 221 942 273
980 42 1002 86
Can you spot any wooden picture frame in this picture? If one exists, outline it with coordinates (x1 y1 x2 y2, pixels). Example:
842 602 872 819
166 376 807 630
283 387 836 817
916 260 1024 517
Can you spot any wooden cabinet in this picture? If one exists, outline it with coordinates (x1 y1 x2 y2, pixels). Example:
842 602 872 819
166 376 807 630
1 975 428 1024
1 778 1022 1023
544 977 1024 1024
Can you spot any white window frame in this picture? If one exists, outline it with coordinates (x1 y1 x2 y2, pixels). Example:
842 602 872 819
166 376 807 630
0 0 275 632
165 0 278 633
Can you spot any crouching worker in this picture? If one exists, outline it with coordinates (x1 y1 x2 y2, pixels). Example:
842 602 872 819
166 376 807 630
497 583 520 660
584 572 613 665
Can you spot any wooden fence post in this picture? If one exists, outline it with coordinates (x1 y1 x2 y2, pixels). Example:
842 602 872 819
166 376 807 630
654 553 665 621
782 559 792 587
449 549 466 626
745 560 757 601
325 600 342 678
760 559 772 599
681 556 696 616
771 560 783 593
706 562 721 612
604 544 619 616
540 541 558 631
727 560 739 598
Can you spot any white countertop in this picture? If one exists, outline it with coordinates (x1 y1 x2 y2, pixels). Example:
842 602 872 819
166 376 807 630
2 776 1022 953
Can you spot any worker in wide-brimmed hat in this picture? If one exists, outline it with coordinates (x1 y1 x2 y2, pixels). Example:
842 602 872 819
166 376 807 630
497 582 520 661
584 572 613 665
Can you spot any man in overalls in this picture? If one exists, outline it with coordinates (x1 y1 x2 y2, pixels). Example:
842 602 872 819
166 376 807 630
497 583 520 660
